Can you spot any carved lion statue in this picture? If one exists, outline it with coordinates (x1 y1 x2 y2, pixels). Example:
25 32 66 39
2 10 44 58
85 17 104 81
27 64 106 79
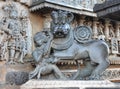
50 10 110 79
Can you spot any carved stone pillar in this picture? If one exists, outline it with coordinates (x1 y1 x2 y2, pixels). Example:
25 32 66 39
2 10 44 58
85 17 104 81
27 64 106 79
92 18 98 38
104 19 110 39
115 22 120 38
79 15 85 26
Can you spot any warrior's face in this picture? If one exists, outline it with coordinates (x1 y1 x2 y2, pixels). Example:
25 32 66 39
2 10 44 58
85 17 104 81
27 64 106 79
34 32 47 46
35 39 44 46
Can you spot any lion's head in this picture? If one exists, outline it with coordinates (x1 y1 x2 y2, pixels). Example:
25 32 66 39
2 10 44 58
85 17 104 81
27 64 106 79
50 10 74 38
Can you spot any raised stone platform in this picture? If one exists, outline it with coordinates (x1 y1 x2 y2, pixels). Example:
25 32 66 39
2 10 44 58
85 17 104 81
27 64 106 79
21 80 120 89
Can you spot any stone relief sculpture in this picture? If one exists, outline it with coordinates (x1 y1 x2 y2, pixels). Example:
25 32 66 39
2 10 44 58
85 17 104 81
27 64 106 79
109 25 118 54
109 25 115 38
30 10 110 80
20 10 32 56
111 38 118 54
0 18 8 61
0 30 8 61
0 1 32 64
29 31 66 79
97 22 105 40
97 22 104 35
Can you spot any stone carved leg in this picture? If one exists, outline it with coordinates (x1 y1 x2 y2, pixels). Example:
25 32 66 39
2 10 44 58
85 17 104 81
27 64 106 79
37 69 42 79
90 58 109 80
72 60 97 80
14 51 24 63
29 65 40 79
29 63 66 80
15 51 20 59
4 42 8 61
50 64 67 80
87 41 110 80
19 52 24 63
72 60 81 80
9 49 16 64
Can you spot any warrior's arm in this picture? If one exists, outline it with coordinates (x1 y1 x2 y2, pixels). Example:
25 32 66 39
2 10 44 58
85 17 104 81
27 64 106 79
43 32 53 57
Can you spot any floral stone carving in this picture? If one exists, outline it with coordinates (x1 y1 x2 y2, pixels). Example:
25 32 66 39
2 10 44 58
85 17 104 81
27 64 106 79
74 26 92 43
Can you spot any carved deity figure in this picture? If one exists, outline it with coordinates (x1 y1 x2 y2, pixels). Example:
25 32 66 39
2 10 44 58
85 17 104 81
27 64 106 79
1 3 28 64
97 22 105 40
97 22 104 35
109 25 115 38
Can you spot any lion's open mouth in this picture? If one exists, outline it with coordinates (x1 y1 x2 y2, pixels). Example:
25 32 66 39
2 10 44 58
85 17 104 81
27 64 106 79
53 29 69 38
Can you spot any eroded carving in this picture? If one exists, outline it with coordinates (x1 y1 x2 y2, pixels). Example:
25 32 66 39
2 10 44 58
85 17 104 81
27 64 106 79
97 22 105 40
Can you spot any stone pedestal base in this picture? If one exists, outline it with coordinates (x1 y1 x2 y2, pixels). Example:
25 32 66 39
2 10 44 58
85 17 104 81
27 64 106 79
21 80 120 89
0 61 33 85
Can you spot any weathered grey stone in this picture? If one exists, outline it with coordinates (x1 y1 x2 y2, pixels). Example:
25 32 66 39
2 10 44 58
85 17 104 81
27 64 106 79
6 71 29 85
51 10 73 38
29 10 110 80
29 30 66 80
50 10 110 80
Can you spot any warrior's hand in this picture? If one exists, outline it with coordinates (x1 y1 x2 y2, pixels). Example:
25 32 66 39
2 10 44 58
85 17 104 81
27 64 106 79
47 31 53 40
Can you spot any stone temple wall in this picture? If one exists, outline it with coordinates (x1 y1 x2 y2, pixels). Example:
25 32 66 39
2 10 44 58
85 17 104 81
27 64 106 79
0 0 119 89
0 0 44 87
0 0 45 56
